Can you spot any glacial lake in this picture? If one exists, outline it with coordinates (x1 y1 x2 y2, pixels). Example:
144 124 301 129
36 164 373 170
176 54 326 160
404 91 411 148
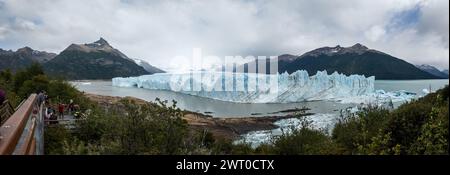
71 79 448 117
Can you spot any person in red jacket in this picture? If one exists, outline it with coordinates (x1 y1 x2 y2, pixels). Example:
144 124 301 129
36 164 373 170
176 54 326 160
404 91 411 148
58 103 65 119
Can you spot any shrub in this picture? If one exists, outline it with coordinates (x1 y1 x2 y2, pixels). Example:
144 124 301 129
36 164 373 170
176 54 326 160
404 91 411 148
332 106 390 154
17 75 49 99
44 125 72 155
408 107 448 155
270 117 335 155
384 101 433 152
71 98 189 155
13 63 44 93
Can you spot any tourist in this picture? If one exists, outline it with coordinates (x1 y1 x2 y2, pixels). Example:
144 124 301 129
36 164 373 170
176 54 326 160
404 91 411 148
44 94 50 106
68 99 74 114
49 112 58 125
37 91 46 106
58 103 65 119
45 106 54 125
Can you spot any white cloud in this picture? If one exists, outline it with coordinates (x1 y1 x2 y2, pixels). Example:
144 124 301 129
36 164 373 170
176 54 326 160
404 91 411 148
365 25 386 42
0 0 448 70
0 26 9 40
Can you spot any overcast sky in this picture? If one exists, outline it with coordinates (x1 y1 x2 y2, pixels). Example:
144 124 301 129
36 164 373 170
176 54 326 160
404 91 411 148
0 0 448 70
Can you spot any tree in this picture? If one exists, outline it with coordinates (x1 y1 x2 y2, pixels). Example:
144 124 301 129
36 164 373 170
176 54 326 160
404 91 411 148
12 63 44 93
17 75 49 99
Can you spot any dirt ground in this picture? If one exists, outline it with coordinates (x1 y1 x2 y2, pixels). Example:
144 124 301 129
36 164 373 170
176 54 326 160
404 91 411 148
84 93 312 140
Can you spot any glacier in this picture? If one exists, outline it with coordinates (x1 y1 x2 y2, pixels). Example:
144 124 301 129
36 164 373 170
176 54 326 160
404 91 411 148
112 70 376 103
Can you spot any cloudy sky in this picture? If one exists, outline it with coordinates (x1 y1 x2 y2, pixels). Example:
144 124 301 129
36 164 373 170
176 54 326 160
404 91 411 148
0 0 448 70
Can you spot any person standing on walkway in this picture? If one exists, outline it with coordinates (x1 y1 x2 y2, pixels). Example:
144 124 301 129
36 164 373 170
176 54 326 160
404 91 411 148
68 99 74 115
45 106 54 125
58 103 65 119
37 91 46 106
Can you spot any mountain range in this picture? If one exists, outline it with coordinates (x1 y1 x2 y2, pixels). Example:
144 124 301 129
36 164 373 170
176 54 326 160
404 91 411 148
0 38 164 80
415 64 448 78
0 47 56 72
239 43 446 80
1 41 448 80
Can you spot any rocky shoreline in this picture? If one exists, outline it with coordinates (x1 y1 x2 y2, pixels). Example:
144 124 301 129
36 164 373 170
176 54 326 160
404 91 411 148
84 93 312 140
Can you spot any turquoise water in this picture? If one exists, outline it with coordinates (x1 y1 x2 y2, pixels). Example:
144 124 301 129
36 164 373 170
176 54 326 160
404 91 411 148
374 79 448 94
72 79 448 117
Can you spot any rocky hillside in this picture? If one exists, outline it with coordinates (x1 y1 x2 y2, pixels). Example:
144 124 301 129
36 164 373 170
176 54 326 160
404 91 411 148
43 38 159 80
416 64 448 78
0 47 56 72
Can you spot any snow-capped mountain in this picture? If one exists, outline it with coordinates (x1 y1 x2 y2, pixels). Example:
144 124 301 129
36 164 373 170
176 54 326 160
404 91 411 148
132 58 165 74
415 64 448 78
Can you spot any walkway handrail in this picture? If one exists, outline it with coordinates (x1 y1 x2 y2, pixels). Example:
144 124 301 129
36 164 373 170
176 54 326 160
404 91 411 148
0 100 15 125
0 94 43 155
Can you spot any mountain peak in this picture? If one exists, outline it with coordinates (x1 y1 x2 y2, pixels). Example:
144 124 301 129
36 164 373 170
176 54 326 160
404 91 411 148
93 37 109 46
347 43 369 53
17 46 34 53
351 43 368 50
85 37 111 48
45 40 160 79
63 37 131 61
66 37 115 52
302 43 372 57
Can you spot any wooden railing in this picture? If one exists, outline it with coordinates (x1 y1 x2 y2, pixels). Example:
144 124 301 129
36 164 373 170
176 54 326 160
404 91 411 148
0 100 15 125
0 94 44 155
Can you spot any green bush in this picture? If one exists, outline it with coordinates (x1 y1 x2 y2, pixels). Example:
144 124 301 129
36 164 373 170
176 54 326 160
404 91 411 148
272 128 334 155
230 143 254 155
408 107 448 155
13 63 44 93
0 69 13 93
332 86 449 155
70 98 190 155
47 80 77 102
253 143 275 155
332 106 390 154
44 125 72 155
269 117 336 155
18 75 49 99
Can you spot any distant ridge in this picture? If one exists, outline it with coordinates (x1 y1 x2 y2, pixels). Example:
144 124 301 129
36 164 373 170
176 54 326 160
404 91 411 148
0 47 56 72
238 44 442 80
415 64 448 78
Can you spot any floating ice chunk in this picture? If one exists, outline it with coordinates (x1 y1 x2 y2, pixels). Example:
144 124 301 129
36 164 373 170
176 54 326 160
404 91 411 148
236 113 337 148
336 89 416 105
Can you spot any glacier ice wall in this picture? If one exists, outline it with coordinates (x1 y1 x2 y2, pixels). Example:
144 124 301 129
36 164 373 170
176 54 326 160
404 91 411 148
112 70 375 103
